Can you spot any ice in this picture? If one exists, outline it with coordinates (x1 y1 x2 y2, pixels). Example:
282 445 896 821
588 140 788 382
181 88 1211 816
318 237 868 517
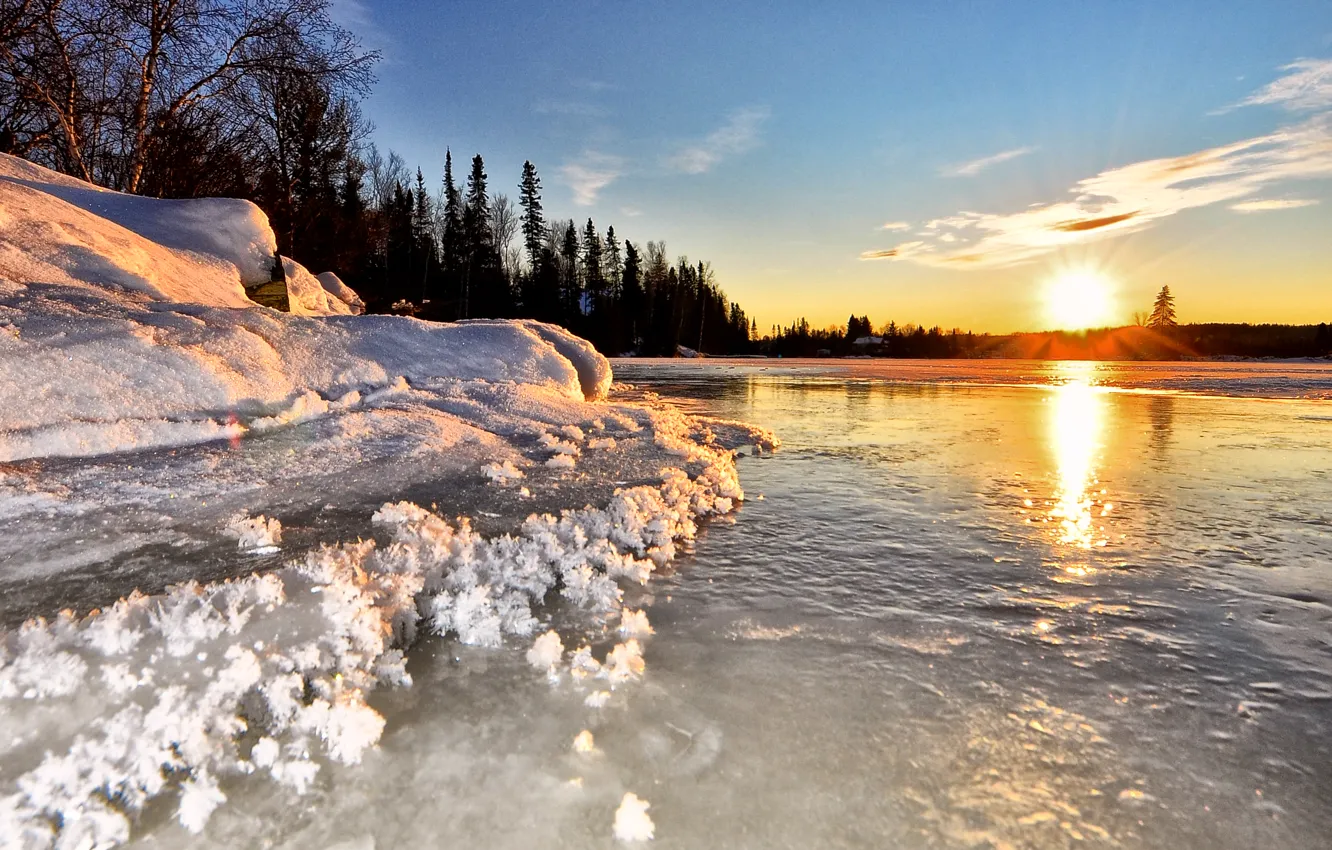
0 404 757 844
0 154 794 848
224 514 283 553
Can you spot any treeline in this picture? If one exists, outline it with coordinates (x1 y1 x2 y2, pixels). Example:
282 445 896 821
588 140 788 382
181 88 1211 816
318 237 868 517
0 0 753 356
760 316 990 358
329 151 755 356
760 316 1332 360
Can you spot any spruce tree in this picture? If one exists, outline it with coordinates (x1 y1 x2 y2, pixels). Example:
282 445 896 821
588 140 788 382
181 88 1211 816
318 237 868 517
621 241 643 351
560 222 581 320
1148 285 1177 329
441 150 464 316
412 168 436 302
583 218 604 297
461 154 493 317
518 161 546 269
604 225 622 297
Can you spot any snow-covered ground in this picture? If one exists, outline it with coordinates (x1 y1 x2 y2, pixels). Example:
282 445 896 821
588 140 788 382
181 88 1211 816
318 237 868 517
0 156 776 847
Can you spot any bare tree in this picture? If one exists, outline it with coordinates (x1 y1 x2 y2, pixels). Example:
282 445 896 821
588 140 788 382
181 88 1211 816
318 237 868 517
489 192 519 281
0 0 376 193
365 144 406 210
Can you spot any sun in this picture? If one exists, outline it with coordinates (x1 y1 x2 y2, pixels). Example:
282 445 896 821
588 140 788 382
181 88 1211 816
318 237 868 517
1044 270 1116 330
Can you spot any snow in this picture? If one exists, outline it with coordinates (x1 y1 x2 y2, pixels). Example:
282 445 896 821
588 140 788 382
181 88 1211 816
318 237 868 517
0 155 781 847
0 155 613 463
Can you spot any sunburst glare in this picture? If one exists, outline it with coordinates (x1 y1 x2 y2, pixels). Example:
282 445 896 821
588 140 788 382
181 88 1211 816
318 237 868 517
1045 269 1117 330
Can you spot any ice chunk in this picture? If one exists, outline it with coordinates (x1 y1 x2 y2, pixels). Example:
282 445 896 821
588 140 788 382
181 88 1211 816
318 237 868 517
224 514 282 552
482 460 525 483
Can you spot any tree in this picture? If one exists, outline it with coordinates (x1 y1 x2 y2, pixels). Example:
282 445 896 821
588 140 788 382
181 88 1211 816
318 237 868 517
582 218 604 299
518 160 545 270
603 225 622 297
559 220 580 320
439 149 463 314
0 0 376 194
490 193 519 284
1148 285 1177 329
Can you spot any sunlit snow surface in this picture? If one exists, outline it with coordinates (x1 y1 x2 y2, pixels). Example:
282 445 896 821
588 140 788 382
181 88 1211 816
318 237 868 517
5 356 1332 848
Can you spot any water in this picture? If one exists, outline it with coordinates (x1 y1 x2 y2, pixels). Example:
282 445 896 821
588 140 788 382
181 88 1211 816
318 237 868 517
82 360 1332 847
608 359 1332 848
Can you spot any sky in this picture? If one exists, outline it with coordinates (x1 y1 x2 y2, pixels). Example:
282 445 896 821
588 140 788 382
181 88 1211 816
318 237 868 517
339 0 1332 333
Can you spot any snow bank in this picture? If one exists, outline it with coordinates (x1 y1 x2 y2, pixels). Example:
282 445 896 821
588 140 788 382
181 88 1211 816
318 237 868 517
316 271 365 315
0 153 275 303
0 155 615 461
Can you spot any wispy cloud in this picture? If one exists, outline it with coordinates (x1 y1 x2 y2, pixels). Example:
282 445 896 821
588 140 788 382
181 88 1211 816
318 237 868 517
942 146 1036 178
1233 58 1332 112
1230 197 1320 212
328 0 389 51
865 61 1332 268
879 221 911 231
535 100 609 119
860 242 925 261
666 107 770 174
560 151 624 206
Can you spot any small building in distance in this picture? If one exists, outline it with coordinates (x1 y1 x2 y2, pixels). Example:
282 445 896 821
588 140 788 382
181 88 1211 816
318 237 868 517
851 335 884 354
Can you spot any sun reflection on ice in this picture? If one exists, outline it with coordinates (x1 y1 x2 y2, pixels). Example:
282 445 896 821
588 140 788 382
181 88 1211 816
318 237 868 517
1047 365 1109 553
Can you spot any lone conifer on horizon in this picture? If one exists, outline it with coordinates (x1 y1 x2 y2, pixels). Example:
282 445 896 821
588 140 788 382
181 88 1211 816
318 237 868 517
1149 285 1178 329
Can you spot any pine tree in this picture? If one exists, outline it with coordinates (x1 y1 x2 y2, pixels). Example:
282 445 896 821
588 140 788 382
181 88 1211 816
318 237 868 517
518 161 546 269
560 221 581 320
441 150 464 316
604 225 622 297
583 218 604 298
621 240 643 350
461 154 493 317
412 167 437 302
1148 285 1177 329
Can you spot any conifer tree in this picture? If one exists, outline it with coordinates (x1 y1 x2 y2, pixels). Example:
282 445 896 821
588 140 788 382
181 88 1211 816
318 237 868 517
604 226 622 297
412 167 437 302
1148 285 1178 329
583 218 604 297
518 161 546 269
560 221 581 319
461 154 493 317
621 240 643 350
441 150 464 315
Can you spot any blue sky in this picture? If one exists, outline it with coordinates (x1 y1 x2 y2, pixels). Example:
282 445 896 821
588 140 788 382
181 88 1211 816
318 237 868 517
341 0 1332 332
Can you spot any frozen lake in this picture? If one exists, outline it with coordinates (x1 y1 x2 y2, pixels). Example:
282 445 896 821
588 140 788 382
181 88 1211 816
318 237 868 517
8 359 1332 848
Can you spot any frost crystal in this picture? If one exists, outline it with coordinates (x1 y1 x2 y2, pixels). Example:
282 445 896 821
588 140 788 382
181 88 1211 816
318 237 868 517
614 792 655 842
526 630 565 671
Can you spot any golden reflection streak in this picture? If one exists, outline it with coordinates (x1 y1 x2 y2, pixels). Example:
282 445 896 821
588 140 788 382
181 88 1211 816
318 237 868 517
1047 364 1107 551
